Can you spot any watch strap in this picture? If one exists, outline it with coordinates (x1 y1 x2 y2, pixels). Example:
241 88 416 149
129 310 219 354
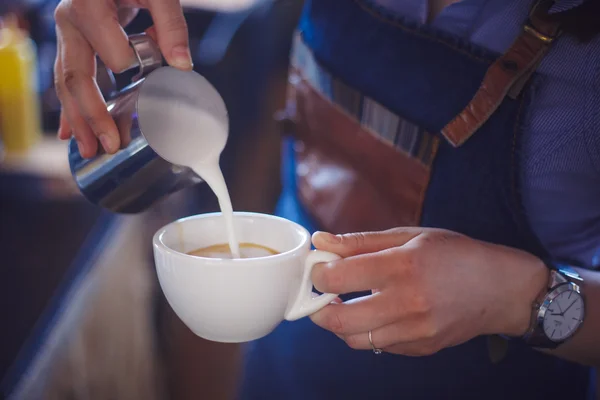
553 263 583 283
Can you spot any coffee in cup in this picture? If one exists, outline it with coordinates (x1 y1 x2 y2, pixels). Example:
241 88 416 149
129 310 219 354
187 242 279 259
153 212 340 343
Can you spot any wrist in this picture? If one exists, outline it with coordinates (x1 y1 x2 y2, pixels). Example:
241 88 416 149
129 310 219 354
484 247 549 337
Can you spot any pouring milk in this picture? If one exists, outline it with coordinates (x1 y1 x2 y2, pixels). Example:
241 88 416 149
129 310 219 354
137 67 241 258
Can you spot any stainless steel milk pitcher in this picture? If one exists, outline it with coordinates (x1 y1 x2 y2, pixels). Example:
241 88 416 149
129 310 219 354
68 34 204 213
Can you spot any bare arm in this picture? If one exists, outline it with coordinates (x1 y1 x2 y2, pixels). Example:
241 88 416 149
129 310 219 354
304 228 600 369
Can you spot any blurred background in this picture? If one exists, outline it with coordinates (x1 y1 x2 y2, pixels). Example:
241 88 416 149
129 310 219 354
0 1 303 398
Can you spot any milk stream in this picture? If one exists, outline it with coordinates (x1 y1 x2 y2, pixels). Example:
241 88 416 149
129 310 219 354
191 161 241 258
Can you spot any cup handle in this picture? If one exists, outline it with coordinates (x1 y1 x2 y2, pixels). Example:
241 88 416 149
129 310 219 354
285 250 340 321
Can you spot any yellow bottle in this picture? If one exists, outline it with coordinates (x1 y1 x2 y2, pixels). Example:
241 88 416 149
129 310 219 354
0 15 42 154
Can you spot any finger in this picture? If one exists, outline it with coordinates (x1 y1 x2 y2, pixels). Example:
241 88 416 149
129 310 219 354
61 92 99 157
145 25 158 43
331 296 343 305
147 0 192 70
63 0 137 73
117 7 140 27
312 228 424 257
58 21 120 154
384 339 442 357
114 111 133 147
58 109 72 140
54 42 70 141
54 40 97 156
310 292 399 335
340 320 437 353
311 249 398 294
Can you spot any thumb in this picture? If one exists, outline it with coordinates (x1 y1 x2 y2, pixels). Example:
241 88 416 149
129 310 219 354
312 228 423 257
148 0 193 70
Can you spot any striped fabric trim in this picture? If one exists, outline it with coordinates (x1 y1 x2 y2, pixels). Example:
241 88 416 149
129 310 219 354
290 33 438 167
549 0 586 13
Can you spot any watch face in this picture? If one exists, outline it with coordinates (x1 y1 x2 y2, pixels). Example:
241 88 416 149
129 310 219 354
543 289 584 341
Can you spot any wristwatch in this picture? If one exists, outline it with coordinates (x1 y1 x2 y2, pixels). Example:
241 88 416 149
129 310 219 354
523 263 585 349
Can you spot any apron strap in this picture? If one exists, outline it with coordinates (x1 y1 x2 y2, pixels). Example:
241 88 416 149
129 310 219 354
441 0 562 147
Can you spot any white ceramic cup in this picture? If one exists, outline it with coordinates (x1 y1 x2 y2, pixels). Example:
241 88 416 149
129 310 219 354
153 212 340 343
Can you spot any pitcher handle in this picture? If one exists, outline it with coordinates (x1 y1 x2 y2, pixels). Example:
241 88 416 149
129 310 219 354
96 33 163 98
129 33 164 82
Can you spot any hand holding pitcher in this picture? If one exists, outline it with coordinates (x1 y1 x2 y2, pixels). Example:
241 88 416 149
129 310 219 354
53 0 192 157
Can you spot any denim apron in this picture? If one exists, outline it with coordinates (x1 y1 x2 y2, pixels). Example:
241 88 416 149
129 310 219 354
239 0 592 398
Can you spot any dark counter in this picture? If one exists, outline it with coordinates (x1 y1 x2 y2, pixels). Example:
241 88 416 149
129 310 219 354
0 171 117 398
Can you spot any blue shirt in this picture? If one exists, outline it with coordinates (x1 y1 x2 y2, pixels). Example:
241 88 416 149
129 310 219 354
372 0 600 268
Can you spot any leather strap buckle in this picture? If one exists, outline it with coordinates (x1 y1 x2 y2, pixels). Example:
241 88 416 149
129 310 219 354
440 0 563 148
523 24 557 44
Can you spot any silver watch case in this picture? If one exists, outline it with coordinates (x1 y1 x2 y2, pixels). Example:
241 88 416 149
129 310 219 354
527 268 585 348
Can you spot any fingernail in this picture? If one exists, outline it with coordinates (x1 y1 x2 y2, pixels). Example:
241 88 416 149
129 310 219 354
99 134 115 153
171 46 193 70
316 231 341 244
